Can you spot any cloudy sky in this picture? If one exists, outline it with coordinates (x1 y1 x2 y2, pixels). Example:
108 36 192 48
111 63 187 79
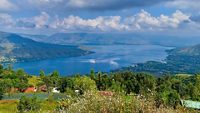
0 0 200 35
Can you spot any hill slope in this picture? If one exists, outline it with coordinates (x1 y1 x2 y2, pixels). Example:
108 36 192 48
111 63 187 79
167 44 200 56
116 44 200 75
0 32 92 62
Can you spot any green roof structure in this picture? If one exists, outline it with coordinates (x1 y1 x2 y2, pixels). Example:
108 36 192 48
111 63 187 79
181 100 200 109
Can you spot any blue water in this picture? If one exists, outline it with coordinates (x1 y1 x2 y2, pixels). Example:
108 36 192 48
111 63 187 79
13 44 172 75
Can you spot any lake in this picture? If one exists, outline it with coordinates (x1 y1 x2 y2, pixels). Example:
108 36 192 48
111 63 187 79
13 44 172 75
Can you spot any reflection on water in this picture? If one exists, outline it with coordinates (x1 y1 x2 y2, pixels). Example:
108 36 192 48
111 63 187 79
13 44 173 75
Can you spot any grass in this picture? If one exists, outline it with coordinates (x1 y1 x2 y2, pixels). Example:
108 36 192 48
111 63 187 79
0 92 66 113
0 100 17 113
0 92 198 113
0 100 57 113
2 93 68 100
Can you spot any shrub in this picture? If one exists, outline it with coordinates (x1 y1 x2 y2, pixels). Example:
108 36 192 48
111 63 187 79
56 91 141 113
73 76 97 95
56 91 191 113
17 96 41 113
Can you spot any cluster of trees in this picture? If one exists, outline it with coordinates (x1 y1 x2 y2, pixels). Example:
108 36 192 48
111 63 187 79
38 69 200 108
0 64 200 110
17 96 41 113
89 70 200 108
0 64 30 96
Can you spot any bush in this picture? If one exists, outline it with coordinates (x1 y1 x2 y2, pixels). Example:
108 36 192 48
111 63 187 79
56 91 141 113
56 91 190 113
17 96 41 113
73 76 97 95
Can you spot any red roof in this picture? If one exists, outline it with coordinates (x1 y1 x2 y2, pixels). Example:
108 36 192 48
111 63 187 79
23 87 36 93
99 91 114 96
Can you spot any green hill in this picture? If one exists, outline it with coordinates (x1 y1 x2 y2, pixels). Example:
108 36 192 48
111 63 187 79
0 32 92 62
117 44 200 75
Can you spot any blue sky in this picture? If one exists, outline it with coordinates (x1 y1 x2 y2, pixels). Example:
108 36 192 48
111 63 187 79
0 0 199 35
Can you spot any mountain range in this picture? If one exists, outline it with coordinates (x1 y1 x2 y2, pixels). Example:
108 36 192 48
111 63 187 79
167 44 200 56
21 33 200 47
0 32 92 62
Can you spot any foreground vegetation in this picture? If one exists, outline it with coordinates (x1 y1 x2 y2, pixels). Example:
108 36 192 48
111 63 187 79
0 64 199 112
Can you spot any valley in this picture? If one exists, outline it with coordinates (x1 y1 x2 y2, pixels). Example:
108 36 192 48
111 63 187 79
1 31 200 76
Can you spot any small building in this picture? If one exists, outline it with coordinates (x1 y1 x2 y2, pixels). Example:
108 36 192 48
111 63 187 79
99 91 114 96
23 87 37 93
52 87 60 93
181 100 200 109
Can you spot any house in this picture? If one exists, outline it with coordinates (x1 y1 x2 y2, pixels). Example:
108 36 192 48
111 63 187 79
52 87 60 93
23 87 37 93
99 91 114 96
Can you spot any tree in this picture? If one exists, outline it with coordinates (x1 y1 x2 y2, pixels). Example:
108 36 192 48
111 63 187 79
135 73 156 96
39 70 45 78
0 81 5 100
110 80 124 93
96 72 103 90
50 71 60 87
58 77 74 93
17 96 41 112
74 76 97 95
42 71 60 93
0 64 3 74
192 75 200 100
42 76 53 93
167 91 180 108
90 69 95 80
0 79 13 94
101 74 111 90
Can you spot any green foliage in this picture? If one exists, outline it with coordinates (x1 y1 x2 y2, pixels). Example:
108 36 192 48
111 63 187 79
56 91 141 113
0 64 3 74
39 70 45 78
89 69 95 80
74 76 97 95
28 76 41 87
0 87 4 100
0 64 199 111
41 70 60 93
17 96 41 112
58 77 74 93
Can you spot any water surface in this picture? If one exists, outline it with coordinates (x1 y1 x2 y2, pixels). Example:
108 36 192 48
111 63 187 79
13 44 172 75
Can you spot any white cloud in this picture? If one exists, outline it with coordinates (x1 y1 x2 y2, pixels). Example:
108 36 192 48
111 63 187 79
0 13 13 27
125 10 190 31
14 12 49 29
0 0 16 11
34 12 49 28
49 10 190 32
50 15 127 32
0 10 197 35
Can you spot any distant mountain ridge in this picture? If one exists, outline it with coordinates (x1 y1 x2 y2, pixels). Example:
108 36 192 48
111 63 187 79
0 31 92 62
168 44 200 56
21 33 200 47
40 33 149 45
